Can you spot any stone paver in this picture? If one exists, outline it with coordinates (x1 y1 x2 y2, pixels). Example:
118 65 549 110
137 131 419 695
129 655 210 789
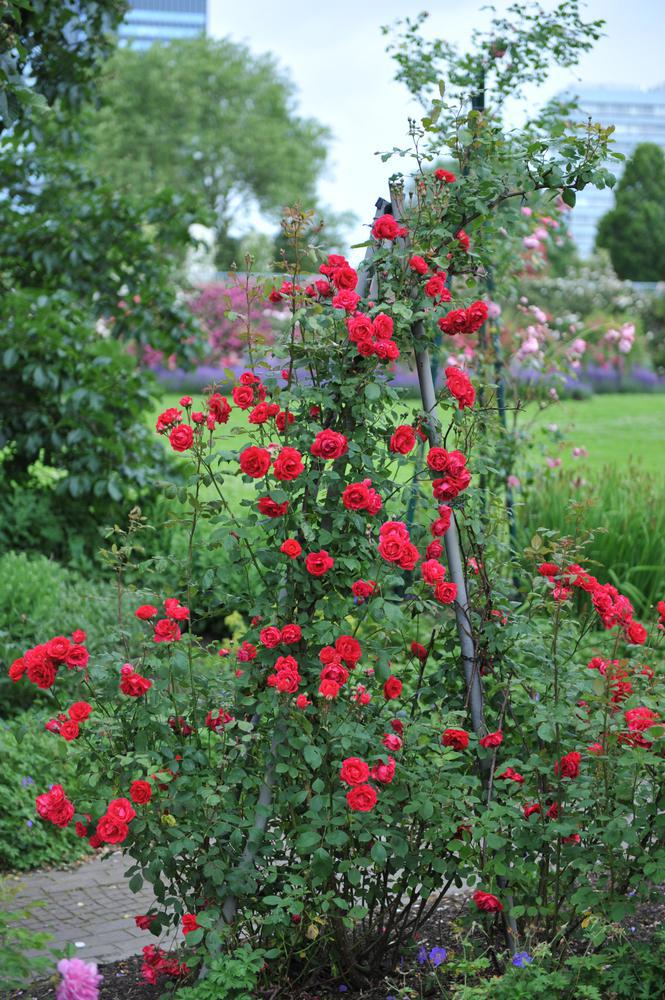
3 851 160 965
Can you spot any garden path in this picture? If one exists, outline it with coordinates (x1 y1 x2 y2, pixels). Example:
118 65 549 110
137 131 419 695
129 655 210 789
3 850 172 965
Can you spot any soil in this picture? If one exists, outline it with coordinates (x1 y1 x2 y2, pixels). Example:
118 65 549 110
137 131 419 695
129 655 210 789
8 891 665 1000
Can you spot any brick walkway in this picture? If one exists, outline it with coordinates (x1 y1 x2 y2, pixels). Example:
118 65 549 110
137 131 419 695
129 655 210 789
3 851 164 965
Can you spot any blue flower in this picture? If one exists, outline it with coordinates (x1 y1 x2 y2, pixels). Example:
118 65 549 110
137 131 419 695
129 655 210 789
429 946 447 967
417 945 428 965
338 986 348 993
512 951 533 968
25 819 33 828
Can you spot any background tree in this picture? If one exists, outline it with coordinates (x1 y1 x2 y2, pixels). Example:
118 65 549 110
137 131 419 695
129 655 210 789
80 36 332 266
0 0 127 132
596 142 665 280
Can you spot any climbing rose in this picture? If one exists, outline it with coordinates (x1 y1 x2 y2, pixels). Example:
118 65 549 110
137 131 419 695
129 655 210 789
239 446 271 478
135 605 158 620
555 751 581 779
445 367 476 409
68 701 92 722
310 429 348 460
130 780 152 805
280 539 302 558
258 497 289 517
281 624 302 644
56 957 102 1000
371 213 407 241
260 626 282 648
479 730 503 748
371 757 396 784
346 784 378 812
442 728 469 750
340 757 370 786
305 550 334 576
153 619 182 643
182 914 200 935
409 254 429 274
352 579 376 600
434 581 457 604
389 425 417 454
435 168 457 184
273 447 304 481
96 814 129 845
473 890 503 913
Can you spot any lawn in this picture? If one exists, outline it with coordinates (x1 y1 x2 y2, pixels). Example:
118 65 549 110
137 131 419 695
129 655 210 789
525 393 665 477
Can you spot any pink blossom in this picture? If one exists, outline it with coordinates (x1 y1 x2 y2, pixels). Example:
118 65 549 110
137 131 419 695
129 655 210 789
546 457 562 469
507 474 521 489
572 447 588 458
533 227 548 241
57 958 102 1000
520 206 533 216
523 235 540 250
530 305 548 324
487 301 502 319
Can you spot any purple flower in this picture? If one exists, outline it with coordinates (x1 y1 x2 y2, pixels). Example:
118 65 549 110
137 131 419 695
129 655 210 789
338 987 348 994
429 946 447 967
26 819 33 828
417 945 428 965
21 776 34 787
512 951 533 968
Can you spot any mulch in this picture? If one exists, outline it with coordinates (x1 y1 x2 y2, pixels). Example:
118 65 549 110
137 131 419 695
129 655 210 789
8 890 665 999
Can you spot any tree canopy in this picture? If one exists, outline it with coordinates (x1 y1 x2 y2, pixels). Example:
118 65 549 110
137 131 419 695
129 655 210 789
596 142 665 280
80 36 332 265
0 0 127 132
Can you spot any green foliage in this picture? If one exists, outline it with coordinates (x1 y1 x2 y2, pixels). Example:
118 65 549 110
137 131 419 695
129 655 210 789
596 143 665 280
0 713 88 871
0 288 170 560
0 886 55 990
0 128 203 365
79 37 331 266
0 0 127 133
174 946 267 999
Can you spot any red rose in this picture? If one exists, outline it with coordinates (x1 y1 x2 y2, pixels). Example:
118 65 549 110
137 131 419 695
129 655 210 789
555 751 581 779
442 728 469 750
335 635 361 665
130 780 153 805
371 214 406 241
135 604 158 620
523 803 541 819
260 626 282 648
626 620 647 645
156 407 182 432
383 731 403 751
342 481 370 511
273 446 304 481
435 168 456 184
347 313 374 344
305 550 334 576
346 784 378 812
281 624 302 644
410 641 428 662
383 676 402 700
96 814 129 845
68 701 92 722
65 644 90 669
408 254 428 275
207 392 231 424
182 913 200 935
389 425 416 454
464 300 488 333
318 678 340 699
107 797 137 824
46 636 71 660
497 767 524 783
421 559 446 585
310 429 348 461
372 313 394 340
8 657 26 682
371 757 396 784
456 229 471 252
153 619 182 643
71 629 86 644
479 730 503 748
332 289 361 311
135 915 153 930
239 446 271 478
280 539 302 558
445 366 476 409
424 274 447 299
169 424 194 452
352 579 376 600
473 890 503 913
27 657 57 689
59 720 80 741
120 666 152 697
258 497 289 517
434 581 457 604
164 598 189 621
340 757 370 786
331 264 358 291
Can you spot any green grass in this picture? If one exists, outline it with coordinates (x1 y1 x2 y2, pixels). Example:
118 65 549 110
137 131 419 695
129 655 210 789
525 393 665 476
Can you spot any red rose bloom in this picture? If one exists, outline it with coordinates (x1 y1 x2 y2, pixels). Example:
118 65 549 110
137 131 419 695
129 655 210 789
182 914 200 935
305 550 334 576
445 367 476 409
456 229 471 252
258 497 289 517
239 446 271 478
71 629 86 644
8 657 26 682
46 636 71 660
169 424 194 452
352 579 376 600
497 767 524 783
107 797 137 824
68 701 92 722
346 784 378 812
156 407 182 432
207 392 231 424
273 447 304 481
383 676 402 700
281 624 302 644
260 626 282 648
464 300 489 332
340 757 370 786
371 214 406 241
523 803 542 818
59 720 80 741
335 635 361 665
389 425 417 454
332 289 361 311
435 168 457 184
280 539 302 558
135 604 158 620
135 915 153 930
130 780 152 805
408 254 429 275
555 751 581 779
479 730 503 748
442 728 469 750
434 581 458 604
96 814 129 845
27 657 57 689
153 619 182 644
310 429 348 461
65 645 90 669
473 890 503 913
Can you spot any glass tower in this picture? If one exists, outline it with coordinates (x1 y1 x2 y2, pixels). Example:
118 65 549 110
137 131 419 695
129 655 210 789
565 85 665 257
118 0 207 49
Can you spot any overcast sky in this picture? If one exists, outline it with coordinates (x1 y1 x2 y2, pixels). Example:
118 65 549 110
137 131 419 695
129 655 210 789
208 0 665 244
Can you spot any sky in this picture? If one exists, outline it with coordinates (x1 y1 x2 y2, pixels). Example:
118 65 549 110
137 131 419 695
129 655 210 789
208 0 665 246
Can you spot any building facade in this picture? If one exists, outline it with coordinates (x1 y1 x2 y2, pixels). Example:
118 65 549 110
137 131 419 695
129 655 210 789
118 0 207 49
565 85 665 257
